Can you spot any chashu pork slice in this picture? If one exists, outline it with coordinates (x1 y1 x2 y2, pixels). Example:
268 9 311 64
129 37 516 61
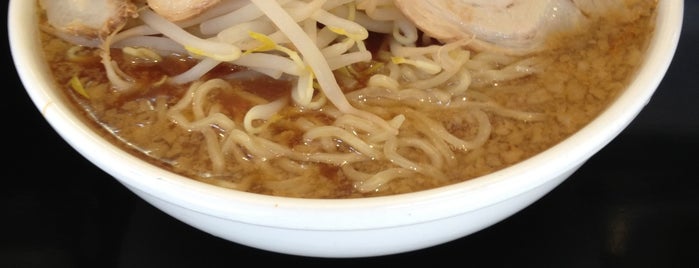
393 0 587 55
39 0 138 39
146 0 221 22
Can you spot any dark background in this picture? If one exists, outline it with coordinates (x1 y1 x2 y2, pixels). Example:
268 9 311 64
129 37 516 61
3 2 697 267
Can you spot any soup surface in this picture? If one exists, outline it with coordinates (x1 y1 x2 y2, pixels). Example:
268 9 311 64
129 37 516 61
39 1 657 198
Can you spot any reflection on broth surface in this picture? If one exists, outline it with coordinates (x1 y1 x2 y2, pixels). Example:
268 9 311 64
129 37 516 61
39 0 657 198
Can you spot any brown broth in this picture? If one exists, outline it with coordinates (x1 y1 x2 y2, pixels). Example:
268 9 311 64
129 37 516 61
40 2 657 198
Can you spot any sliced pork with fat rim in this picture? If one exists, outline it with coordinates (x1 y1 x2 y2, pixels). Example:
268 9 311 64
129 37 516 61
393 0 593 55
146 0 222 22
39 0 138 39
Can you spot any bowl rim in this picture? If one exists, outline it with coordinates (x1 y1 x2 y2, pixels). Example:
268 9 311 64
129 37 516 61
9 0 682 230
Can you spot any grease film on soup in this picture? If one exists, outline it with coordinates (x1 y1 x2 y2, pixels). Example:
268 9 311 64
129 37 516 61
36 0 657 198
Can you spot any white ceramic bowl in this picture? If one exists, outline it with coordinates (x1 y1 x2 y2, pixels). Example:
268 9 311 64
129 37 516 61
9 0 682 258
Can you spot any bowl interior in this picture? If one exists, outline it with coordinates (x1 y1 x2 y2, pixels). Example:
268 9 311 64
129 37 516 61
9 0 682 230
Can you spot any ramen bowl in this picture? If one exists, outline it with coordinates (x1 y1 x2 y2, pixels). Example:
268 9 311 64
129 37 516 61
9 0 681 258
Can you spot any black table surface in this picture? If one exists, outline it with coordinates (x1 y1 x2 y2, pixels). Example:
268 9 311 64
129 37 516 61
3 2 698 267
